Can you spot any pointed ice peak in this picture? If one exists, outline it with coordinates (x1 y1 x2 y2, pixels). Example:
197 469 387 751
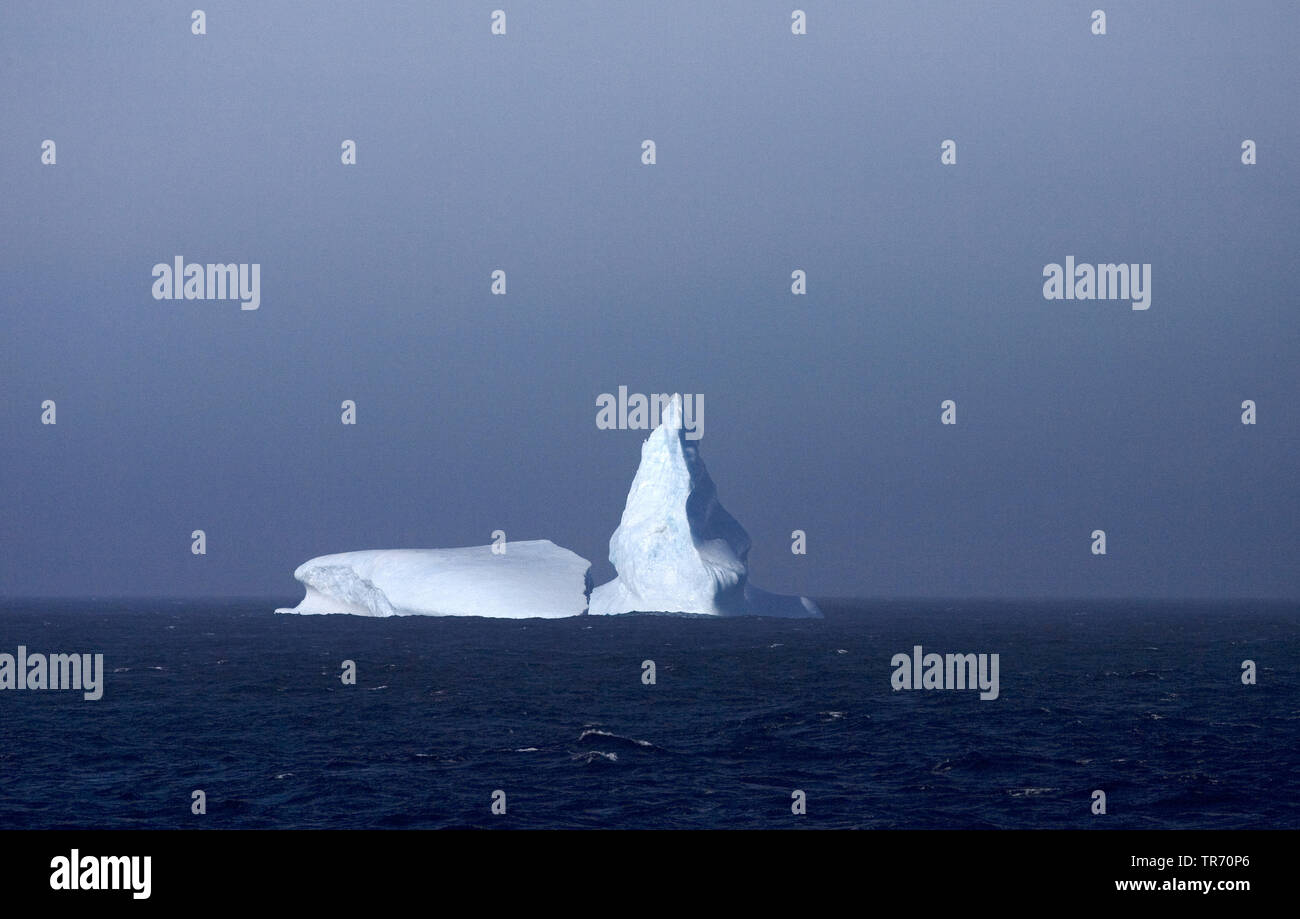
660 392 683 432
589 396 820 618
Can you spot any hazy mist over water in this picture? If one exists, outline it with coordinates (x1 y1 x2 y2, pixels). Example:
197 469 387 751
3 1 1298 602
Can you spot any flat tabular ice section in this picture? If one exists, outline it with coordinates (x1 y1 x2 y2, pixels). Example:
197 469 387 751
275 540 592 618
589 395 821 618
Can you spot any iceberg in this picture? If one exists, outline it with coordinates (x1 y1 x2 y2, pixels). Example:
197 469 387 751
589 394 821 618
277 394 819 619
275 539 592 618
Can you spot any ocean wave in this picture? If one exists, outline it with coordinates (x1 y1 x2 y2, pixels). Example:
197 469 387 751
577 728 657 750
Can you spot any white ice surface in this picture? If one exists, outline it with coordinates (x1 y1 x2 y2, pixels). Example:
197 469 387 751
589 395 821 618
275 539 592 618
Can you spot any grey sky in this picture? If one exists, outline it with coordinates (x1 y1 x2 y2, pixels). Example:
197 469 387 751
2 1 1297 600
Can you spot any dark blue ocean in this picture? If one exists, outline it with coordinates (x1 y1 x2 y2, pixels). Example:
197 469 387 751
0 598 1295 829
